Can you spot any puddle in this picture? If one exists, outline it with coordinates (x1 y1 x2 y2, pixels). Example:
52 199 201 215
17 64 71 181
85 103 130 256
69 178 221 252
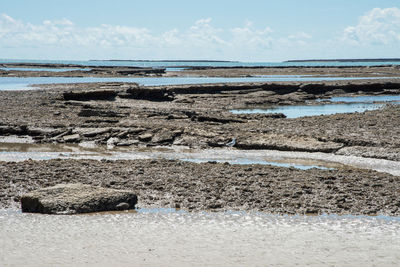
0 208 398 266
231 102 386 118
1 76 400 91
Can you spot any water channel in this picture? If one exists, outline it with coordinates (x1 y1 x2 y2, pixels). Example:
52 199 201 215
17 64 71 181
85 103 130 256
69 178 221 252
0 76 399 90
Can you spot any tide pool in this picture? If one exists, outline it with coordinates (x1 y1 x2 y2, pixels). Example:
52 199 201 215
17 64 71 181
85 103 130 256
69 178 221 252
231 103 387 118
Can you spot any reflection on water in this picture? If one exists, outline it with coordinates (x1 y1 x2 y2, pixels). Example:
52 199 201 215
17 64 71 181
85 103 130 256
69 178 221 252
1 142 400 175
231 103 386 118
1 76 400 90
0 209 399 266
0 142 340 170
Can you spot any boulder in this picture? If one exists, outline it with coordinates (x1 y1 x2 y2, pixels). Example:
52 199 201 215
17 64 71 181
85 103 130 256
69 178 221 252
21 183 138 214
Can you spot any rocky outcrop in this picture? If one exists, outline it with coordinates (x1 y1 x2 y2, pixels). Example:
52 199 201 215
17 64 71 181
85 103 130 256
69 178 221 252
63 90 119 101
236 134 344 153
4 159 398 215
21 183 137 214
121 87 174 101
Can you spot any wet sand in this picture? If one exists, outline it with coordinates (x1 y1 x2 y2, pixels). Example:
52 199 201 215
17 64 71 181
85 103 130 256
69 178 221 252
1 209 399 266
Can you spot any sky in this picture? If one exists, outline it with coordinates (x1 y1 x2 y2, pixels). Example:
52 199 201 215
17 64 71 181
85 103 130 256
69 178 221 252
0 0 400 62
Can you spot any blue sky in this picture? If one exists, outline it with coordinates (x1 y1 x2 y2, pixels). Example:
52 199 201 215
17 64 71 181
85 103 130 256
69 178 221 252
1 0 400 61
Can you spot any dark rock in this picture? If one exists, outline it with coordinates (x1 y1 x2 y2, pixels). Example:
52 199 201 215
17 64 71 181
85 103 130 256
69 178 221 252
63 90 118 101
195 115 245 124
123 87 174 101
0 126 26 135
21 183 137 214
27 127 56 136
78 108 126 118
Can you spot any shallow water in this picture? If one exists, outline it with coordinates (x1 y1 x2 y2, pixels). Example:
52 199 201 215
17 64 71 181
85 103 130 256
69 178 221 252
0 142 337 170
1 142 400 175
231 102 386 118
0 67 91 72
0 209 399 266
0 76 399 91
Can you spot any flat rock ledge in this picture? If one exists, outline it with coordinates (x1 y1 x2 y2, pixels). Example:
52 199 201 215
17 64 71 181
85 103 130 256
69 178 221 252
21 183 138 215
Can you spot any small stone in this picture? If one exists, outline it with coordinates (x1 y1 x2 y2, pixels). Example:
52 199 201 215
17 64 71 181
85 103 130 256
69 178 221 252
62 134 80 143
116 202 130 210
138 133 153 141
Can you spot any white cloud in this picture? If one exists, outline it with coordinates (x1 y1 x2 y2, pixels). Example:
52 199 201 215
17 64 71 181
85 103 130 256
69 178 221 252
230 22 273 48
0 14 316 60
0 14 155 48
288 32 311 40
187 18 226 46
343 7 400 45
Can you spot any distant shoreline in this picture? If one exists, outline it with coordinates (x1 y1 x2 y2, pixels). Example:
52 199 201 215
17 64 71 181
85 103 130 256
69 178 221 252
90 59 238 63
286 58 400 63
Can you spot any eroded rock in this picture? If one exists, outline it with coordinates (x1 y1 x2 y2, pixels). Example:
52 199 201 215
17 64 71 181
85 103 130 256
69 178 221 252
21 183 137 214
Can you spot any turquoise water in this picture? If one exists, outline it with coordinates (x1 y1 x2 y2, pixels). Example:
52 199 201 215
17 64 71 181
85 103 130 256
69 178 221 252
231 103 387 118
1 59 400 68
1 76 399 91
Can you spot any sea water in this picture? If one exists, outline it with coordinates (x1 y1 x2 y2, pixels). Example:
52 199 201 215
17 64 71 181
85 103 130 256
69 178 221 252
1 58 400 68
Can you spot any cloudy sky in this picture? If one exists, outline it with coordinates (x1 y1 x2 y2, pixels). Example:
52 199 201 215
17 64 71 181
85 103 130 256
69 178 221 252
1 0 399 61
